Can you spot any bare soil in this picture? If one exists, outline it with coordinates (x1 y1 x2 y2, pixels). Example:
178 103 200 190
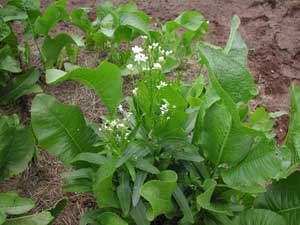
0 0 299 224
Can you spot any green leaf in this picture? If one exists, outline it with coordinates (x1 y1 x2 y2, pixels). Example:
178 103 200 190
285 84 300 165
97 212 128 225
255 172 300 225
70 152 107 168
0 68 40 105
69 8 92 33
0 19 11 41
45 61 122 115
197 179 233 216
0 192 34 215
198 42 257 103
0 46 21 73
31 94 100 165
0 211 5 225
200 101 258 166
247 107 274 132
93 157 119 208
224 15 248 66
132 171 147 207
119 11 150 35
173 186 194 224
233 209 285 225
140 170 177 221
8 0 41 13
117 172 132 216
42 33 77 68
0 115 35 180
165 11 207 32
0 5 27 22
221 137 291 193
135 159 160 174
34 0 68 35
3 212 53 225
130 200 149 225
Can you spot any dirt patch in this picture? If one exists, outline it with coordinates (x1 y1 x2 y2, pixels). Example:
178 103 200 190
1 0 299 225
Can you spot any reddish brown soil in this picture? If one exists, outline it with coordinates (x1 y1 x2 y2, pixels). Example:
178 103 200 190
0 1 299 225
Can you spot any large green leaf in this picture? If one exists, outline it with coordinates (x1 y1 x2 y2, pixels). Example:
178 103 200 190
31 94 100 164
69 8 92 33
46 61 122 115
0 192 34 215
34 0 68 35
140 170 177 221
224 15 248 66
255 172 300 225
3 212 53 225
233 209 285 225
198 42 257 103
93 157 119 208
0 114 35 180
247 107 274 133
197 179 232 216
97 212 127 225
0 5 27 22
0 19 11 41
119 12 150 35
221 137 291 193
42 33 77 68
200 101 259 166
285 84 300 164
0 68 41 105
0 46 21 73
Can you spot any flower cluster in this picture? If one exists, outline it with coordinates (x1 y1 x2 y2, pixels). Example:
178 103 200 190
159 100 176 121
156 81 168 89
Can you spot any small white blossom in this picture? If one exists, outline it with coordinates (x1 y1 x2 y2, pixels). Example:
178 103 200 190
134 53 148 63
132 45 143 54
166 116 171 120
126 64 133 70
160 49 166 54
207 20 210 24
153 63 162 70
166 50 173 56
160 102 169 115
117 123 125 129
158 56 164 62
156 81 168 89
132 88 138 95
110 120 117 127
141 35 148 39
152 42 159 48
118 105 123 112
148 45 153 50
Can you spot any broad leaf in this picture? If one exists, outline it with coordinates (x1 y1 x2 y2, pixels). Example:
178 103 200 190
132 171 147 207
0 5 27 22
34 0 68 35
224 15 248 66
93 157 119 208
69 8 92 33
255 172 300 225
117 172 132 216
173 185 194 224
285 84 300 164
0 192 34 215
221 137 291 193
0 46 21 73
0 115 35 180
197 179 232 216
46 61 122 115
247 107 274 132
233 209 285 225
0 68 40 105
42 33 77 68
0 19 11 41
97 212 128 225
3 212 53 225
119 12 150 35
31 94 100 164
130 200 149 225
140 170 177 221
198 42 257 103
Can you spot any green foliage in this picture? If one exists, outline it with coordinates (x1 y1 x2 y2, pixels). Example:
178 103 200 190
0 114 35 180
0 192 66 225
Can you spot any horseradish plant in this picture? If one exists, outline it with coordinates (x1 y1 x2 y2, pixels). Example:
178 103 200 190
30 5 300 225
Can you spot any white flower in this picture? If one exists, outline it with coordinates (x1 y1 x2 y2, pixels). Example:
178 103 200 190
158 56 164 62
166 50 173 56
153 63 162 70
160 102 169 115
132 45 143 54
141 35 148 39
132 87 138 95
118 105 123 112
207 20 210 24
117 123 125 129
152 42 159 48
148 45 153 50
134 53 148 63
160 49 165 54
166 116 171 120
126 64 133 70
110 120 117 127
156 81 168 89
